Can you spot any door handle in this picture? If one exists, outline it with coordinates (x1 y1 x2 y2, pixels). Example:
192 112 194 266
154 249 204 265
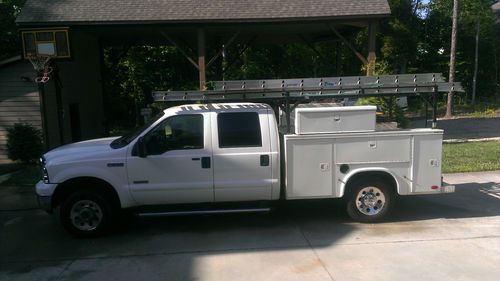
260 155 270 166
201 157 211 169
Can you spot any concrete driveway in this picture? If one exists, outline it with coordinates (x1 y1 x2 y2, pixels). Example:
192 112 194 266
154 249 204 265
1 171 499 281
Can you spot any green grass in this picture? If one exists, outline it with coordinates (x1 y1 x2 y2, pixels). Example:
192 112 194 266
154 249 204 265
443 141 500 173
0 165 40 186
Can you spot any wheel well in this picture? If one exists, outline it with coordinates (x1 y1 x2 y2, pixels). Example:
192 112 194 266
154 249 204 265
344 171 397 196
52 177 121 209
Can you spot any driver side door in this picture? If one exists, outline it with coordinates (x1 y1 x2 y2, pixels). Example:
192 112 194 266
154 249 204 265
126 113 213 205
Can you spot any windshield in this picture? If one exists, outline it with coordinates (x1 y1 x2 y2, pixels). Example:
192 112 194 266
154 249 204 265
110 111 165 149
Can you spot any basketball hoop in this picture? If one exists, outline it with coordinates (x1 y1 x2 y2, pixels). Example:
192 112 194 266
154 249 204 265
27 55 53 83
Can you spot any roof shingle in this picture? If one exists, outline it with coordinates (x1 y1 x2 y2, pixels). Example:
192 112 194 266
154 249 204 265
17 0 391 25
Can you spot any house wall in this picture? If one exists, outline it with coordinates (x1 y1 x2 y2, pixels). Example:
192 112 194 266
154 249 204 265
0 61 41 163
42 29 105 147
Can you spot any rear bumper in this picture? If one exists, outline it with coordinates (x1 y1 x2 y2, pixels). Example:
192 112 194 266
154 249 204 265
441 185 455 193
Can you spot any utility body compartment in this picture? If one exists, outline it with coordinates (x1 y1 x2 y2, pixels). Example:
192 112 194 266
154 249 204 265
294 105 376 134
286 105 446 199
284 129 445 199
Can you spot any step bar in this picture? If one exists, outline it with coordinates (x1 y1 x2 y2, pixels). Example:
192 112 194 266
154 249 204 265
136 207 271 217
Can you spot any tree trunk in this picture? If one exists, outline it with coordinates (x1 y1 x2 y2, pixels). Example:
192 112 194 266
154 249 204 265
472 20 479 105
445 0 459 118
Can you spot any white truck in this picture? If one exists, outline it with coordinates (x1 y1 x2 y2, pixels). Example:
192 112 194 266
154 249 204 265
36 102 454 237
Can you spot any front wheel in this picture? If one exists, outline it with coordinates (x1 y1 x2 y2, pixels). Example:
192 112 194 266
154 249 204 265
346 180 393 223
60 191 114 237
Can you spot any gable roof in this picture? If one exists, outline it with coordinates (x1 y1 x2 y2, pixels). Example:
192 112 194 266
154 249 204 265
17 0 391 26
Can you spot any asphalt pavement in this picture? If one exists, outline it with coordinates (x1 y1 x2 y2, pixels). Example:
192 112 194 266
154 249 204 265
1 171 499 281
410 116 500 140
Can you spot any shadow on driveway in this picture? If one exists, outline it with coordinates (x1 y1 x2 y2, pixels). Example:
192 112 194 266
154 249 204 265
1 180 499 280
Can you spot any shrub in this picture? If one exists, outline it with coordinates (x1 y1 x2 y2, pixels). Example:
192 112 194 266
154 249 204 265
6 123 44 164
357 97 408 128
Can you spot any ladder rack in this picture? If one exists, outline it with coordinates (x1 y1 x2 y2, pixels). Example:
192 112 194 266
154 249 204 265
152 73 464 131
152 73 463 102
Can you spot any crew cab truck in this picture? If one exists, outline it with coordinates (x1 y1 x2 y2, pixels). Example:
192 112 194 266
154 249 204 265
36 103 454 236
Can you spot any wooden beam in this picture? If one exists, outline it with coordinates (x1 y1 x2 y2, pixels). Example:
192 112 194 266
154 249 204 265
198 28 206 90
160 31 199 70
367 21 377 76
328 24 368 65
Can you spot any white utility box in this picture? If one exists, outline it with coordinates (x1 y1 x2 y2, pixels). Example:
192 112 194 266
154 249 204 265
284 129 444 199
294 106 376 134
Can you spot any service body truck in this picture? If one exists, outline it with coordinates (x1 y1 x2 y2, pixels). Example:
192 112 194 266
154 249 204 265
36 103 454 236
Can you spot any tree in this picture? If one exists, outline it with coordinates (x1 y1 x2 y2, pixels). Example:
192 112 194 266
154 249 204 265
0 0 26 60
378 0 422 74
424 0 497 108
445 0 459 118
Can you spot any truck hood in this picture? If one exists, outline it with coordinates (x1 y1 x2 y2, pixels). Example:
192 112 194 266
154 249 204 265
44 137 122 164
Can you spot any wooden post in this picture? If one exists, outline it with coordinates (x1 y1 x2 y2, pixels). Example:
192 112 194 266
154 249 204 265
367 21 377 76
198 29 206 90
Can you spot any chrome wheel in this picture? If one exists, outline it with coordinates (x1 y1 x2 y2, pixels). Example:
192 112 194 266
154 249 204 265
70 200 103 231
355 186 386 216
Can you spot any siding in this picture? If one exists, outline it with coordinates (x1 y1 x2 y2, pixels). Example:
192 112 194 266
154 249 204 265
0 61 41 163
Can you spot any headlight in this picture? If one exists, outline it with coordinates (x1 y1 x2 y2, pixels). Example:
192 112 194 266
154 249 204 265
42 167 50 184
39 156 49 184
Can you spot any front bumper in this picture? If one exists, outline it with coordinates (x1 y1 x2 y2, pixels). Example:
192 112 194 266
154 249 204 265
35 181 58 212
37 195 53 212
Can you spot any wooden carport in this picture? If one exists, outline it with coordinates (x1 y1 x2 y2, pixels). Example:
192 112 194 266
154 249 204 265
16 0 391 147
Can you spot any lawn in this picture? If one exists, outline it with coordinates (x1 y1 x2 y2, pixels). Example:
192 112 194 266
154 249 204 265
442 141 500 173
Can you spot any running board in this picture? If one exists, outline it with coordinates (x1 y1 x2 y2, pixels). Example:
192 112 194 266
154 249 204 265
136 208 271 217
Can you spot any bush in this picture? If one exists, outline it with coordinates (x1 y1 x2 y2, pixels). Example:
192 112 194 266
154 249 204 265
356 97 408 128
6 123 44 164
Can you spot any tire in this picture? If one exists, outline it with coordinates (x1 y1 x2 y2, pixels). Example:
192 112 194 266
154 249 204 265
60 191 114 237
346 179 393 223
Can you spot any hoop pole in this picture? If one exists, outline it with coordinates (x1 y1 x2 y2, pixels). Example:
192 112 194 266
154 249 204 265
432 86 438 129
37 83 50 149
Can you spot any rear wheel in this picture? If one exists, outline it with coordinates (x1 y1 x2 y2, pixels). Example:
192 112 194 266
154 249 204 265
60 191 114 237
346 179 393 223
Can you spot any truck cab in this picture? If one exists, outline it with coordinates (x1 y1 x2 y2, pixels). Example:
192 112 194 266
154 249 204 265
37 103 280 236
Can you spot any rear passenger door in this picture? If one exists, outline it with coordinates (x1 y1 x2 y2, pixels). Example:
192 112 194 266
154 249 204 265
211 109 273 201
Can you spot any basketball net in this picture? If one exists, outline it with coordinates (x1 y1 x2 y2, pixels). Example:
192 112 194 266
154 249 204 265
27 55 53 83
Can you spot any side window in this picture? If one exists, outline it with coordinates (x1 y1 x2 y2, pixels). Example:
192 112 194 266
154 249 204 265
144 114 203 155
218 112 262 148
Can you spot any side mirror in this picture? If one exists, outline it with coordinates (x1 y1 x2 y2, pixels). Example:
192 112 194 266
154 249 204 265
137 137 148 158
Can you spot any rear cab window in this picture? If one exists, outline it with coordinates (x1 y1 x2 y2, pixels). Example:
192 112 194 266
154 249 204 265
217 112 262 148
